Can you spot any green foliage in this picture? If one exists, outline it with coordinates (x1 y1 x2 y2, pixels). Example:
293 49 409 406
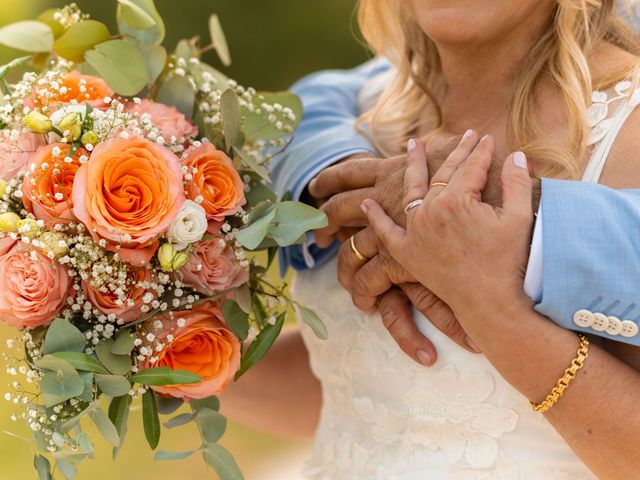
138 43 166 83
154 449 197 461
85 39 149 95
37 357 85 407
155 395 183 415
53 20 110 63
89 407 120 447
243 91 303 141
142 389 160 449
55 459 77 480
222 300 249 341
131 366 202 386
117 0 156 29
297 304 328 340
94 340 131 375
34 455 52 480
233 146 270 182
220 88 242 153
156 74 195 116
95 374 131 397
162 412 195 429
0 55 31 80
37 9 66 39
0 20 53 52
208 14 230 67
48 352 108 374
43 318 86 355
190 396 220 412
235 312 284 379
111 329 136 355
108 394 132 459
116 0 165 45
203 443 244 480
196 408 226 443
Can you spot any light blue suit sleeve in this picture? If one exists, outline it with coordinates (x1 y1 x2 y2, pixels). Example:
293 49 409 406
535 178 640 346
271 59 391 273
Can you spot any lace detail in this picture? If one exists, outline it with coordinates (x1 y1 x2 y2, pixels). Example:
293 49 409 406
587 80 635 145
294 257 598 480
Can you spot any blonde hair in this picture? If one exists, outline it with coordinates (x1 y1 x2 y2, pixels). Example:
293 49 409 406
357 0 640 178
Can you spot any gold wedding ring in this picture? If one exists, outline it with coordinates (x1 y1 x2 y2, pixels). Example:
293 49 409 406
430 181 449 188
350 235 369 261
403 199 424 214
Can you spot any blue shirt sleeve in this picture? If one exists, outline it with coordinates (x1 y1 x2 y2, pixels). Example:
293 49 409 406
271 58 391 273
534 178 640 345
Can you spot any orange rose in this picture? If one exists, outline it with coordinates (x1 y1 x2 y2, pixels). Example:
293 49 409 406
71 136 185 265
183 143 246 222
148 302 241 400
22 143 87 226
34 71 114 110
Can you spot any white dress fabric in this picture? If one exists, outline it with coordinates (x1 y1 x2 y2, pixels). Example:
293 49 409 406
293 77 640 480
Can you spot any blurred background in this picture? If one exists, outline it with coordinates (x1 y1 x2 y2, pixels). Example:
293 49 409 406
0 1 369 479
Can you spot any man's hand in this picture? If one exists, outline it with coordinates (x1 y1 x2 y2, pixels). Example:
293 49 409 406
309 154 408 247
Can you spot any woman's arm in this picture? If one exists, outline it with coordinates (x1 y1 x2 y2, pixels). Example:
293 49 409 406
221 326 321 439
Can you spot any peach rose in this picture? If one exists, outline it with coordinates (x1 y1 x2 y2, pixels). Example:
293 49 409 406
0 238 72 329
126 99 198 141
183 144 245 221
33 71 114 110
22 143 87 226
82 266 152 322
71 136 185 265
0 128 46 180
148 302 240 400
178 237 248 296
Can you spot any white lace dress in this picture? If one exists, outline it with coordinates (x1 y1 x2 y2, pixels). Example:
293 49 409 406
293 78 640 480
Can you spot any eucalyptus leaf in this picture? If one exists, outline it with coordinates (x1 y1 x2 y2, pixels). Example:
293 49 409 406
0 21 53 53
235 205 277 250
202 443 244 480
196 408 227 443
54 20 111 63
156 74 195 117
233 284 252 314
37 10 66 39
116 0 165 45
155 449 197 461
268 201 328 247
132 366 201 386
297 305 328 340
244 180 277 206
34 455 52 480
85 40 149 96
163 412 195 429
43 318 86 355
111 329 136 355
190 396 220 412
222 300 249 341
117 0 156 29
236 313 285 379
0 56 31 81
233 146 270 182
175 38 199 61
90 407 120 447
40 362 84 407
55 459 77 480
78 371 94 402
208 14 231 66
243 92 303 141
108 394 131 459
138 44 166 84
95 374 131 397
95 341 131 375
155 395 183 415
220 88 241 152
142 389 160 449
48 352 108 374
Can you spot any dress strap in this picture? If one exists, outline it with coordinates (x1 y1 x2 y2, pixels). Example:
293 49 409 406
582 82 640 183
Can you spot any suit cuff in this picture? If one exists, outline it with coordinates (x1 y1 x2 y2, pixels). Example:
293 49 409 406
524 206 543 302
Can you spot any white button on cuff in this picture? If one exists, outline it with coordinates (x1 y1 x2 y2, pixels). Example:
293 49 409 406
620 320 639 338
573 309 594 328
606 316 623 336
592 313 608 332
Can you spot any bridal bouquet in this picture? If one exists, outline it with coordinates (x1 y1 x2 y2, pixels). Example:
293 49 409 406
0 3 327 479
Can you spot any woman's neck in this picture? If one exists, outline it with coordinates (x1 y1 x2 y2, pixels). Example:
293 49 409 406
434 7 555 134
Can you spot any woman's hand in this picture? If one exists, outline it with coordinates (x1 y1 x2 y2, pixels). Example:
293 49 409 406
361 132 535 336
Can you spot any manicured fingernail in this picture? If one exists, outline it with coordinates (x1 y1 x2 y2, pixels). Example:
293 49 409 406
513 151 527 169
416 349 433 366
407 138 417 152
463 129 474 139
360 201 368 214
480 134 490 142
465 336 481 353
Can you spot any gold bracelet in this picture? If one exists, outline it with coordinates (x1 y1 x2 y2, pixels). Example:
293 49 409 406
530 334 590 414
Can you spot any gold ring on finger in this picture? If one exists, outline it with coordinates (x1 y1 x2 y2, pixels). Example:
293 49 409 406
350 235 369 261
430 181 449 188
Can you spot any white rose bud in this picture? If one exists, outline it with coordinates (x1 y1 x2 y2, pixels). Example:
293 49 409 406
166 200 208 250
0 212 20 233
